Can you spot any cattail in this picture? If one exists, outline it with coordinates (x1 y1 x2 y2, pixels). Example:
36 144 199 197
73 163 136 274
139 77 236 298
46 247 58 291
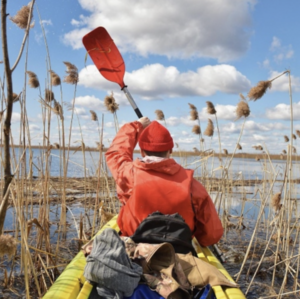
204 119 214 137
236 100 250 120
53 143 60 149
0 234 16 259
63 62 79 84
292 146 297 154
206 101 216 115
190 109 198 120
271 192 281 212
237 143 242 150
296 130 300 138
192 125 201 135
26 71 39 88
104 92 119 113
248 80 272 101
10 4 31 29
282 150 287 154
155 110 165 121
223 149 228 155
12 93 20 103
53 100 62 117
45 89 54 102
284 135 289 142
49 70 61 86
188 103 197 110
90 110 98 121
293 134 297 140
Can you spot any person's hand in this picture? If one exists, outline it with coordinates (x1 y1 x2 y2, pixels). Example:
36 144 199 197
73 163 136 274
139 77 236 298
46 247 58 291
138 116 151 128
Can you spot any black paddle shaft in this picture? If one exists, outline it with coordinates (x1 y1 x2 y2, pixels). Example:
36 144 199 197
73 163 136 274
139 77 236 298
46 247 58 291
122 86 143 118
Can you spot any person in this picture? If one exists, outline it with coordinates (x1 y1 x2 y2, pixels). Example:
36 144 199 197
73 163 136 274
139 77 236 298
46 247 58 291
105 117 223 246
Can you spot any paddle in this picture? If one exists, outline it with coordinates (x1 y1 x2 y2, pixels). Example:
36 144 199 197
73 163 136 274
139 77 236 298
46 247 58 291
82 27 143 118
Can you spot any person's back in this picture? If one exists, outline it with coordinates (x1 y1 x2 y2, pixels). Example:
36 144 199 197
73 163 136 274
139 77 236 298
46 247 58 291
105 117 223 246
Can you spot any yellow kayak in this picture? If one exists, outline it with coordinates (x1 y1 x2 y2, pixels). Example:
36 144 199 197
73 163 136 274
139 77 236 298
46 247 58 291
43 215 245 299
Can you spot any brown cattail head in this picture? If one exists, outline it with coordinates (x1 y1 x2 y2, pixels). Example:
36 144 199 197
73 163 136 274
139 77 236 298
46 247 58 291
204 119 214 137
293 134 297 140
236 100 250 120
296 130 300 138
0 234 17 259
9 4 31 29
206 101 216 115
63 62 79 84
192 125 201 135
271 192 282 212
53 100 62 117
155 110 165 121
248 80 272 101
284 135 289 142
188 103 197 110
104 92 119 113
49 70 61 86
223 149 228 155
282 149 287 154
237 143 242 150
26 71 40 88
190 109 198 121
45 89 54 102
53 143 60 149
90 110 98 121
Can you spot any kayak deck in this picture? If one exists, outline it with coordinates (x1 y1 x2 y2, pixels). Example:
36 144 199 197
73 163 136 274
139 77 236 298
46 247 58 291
43 215 245 299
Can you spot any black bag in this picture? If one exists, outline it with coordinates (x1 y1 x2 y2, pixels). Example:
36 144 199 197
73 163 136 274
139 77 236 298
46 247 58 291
131 211 197 256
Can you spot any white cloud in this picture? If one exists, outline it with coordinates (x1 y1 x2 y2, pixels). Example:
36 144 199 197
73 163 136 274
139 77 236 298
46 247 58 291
79 64 251 99
200 104 237 120
266 101 300 120
270 37 281 51
41 20 53 26
12 112 21 123
269 36 294 62
74 95 106 111
74 107 87 115
268 71 300 92
29 124 40 131
65 0 255 62
253 134 265 141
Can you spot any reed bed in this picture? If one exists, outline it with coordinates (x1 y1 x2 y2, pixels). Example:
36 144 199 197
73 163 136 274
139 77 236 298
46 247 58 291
0 2 300 299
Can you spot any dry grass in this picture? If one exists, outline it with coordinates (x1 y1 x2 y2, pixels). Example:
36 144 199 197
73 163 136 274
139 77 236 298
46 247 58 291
104 93 119 113
248 80 272 101
26 71 40 88
236 100 250 119
0 235 16 259
192 125 201 135
271 192 282 212
155 109 165 121
90 110 98 121
204 119 214 137
49 70 61 86
45 89 54 102
206 101 216 114
63 62 79 84
10 4 31 29
284 135 289 142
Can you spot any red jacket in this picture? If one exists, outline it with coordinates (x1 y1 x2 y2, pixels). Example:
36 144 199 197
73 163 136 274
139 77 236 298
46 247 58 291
105 121 223 246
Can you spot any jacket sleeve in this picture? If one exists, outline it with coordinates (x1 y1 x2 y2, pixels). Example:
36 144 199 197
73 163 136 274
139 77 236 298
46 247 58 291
191 179 223 246
105 121 144 204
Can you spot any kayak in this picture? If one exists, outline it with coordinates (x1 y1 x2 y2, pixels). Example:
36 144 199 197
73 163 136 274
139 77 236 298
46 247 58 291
43 215 246 299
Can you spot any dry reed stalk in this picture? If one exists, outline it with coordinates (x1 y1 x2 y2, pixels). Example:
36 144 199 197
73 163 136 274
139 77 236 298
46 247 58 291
248 80 272 101
90 110 98 121
63 61 79 84
192 125 201 135
155 109 165 121
206 101 216 114
223 149 228 155
9 4 32 29
0 234 16 258
204 119 214 137
271 192 282 212
284 135 289 142
104 92 119 113
26 71 39 88
45 89 54 102
236 100 250 119
237 143 242 150
49 70 61 86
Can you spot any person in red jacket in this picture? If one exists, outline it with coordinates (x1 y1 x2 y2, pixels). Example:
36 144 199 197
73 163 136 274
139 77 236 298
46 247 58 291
105 117 223 246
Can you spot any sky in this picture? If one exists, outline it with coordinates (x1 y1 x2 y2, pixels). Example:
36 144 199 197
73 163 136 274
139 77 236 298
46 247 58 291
3 0 300 154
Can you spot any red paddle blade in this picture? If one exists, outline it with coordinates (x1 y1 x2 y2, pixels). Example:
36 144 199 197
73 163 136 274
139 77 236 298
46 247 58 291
82 27 125 89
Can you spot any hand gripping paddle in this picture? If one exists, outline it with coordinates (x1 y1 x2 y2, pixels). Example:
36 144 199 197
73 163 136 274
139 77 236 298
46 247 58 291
82 27 143 118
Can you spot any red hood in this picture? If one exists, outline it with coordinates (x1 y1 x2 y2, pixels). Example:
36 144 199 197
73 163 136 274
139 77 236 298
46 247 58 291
133 158 181 175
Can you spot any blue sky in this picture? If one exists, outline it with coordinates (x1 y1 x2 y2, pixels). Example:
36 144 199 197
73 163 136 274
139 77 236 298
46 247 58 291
4 0 300 154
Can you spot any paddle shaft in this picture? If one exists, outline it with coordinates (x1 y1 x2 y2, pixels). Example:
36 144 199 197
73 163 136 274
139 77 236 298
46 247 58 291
122 86 143 118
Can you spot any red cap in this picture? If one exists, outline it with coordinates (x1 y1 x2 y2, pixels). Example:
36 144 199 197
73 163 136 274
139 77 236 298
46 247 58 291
138 121 174 152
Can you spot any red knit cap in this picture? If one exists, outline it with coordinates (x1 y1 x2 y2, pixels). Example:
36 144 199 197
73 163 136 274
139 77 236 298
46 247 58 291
138 121 174 152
